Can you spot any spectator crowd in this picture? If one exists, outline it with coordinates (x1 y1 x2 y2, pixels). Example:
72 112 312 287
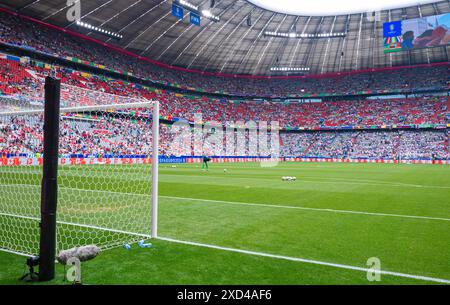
1 113 448 160
1 58 448 130
0 11 448 98
0 10 448 161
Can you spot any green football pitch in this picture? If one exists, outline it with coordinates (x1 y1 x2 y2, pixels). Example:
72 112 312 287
0 162 449 284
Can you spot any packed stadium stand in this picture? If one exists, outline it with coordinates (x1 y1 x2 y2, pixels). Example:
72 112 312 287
0 7 448 161
0 10 448 98
0 55 448 160
0 57 448 125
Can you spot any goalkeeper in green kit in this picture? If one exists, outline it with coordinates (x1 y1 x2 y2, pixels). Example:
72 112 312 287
202 155 211 171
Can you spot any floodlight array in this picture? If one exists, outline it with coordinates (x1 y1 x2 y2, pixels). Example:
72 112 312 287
179 0 199 11
201 10 220 22
76 20 123 39
270 67 311 72
264 31 346 39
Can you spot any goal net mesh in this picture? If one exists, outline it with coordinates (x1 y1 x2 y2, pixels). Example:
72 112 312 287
0 83 158 257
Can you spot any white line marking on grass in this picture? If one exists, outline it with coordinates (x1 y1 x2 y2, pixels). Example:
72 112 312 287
0 212 152 239
8 166 447 189
2 184 449 222
295 176 450 190
0 247 33 257
157 236 450 284
160 172 450 189
0 212 39 222
0 184 150 197
161 196 450 222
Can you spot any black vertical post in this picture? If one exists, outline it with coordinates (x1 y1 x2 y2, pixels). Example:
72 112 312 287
39 77 60 281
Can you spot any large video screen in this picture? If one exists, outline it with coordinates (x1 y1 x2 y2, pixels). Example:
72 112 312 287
384 13 450 53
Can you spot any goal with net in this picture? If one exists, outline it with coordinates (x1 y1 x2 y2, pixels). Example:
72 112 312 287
0 77 159 280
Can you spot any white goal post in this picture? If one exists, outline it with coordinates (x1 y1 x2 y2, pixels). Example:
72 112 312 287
0 87 159 260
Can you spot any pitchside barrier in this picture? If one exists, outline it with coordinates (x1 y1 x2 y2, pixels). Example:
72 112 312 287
1 156 448 166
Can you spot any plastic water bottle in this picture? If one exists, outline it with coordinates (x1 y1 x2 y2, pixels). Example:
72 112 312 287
138 240 152 248
123 243 131 250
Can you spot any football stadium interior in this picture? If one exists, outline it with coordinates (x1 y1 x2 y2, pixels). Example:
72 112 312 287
0 0 449 286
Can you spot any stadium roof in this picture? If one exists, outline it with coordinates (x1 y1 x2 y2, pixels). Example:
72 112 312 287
247 0 442 16
1 0 449 76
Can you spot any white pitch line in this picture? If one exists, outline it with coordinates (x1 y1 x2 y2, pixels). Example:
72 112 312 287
161 196 450 222
0 212 152 240
0 212 40 221
0 247 33 258
160 173 450 190
2 184 449 222
296 177 450 190
157 236 450 284
4 167 449 189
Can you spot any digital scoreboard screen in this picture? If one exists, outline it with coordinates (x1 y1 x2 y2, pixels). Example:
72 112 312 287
384 13 450 53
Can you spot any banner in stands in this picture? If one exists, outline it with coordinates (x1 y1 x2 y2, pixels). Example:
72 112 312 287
189 12 201 26
172 4 184 20
1 157 448 166
159 156 187 163
384 13 450 53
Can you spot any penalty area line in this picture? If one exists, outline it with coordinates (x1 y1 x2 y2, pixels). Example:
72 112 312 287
2 185 449 222
160 196 450 222
157 236 450 284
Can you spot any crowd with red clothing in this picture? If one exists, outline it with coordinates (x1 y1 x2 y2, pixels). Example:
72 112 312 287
1 113 448 160
280 130 449 160
0 11 448 98
0 14 448 160
1 58 448 130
